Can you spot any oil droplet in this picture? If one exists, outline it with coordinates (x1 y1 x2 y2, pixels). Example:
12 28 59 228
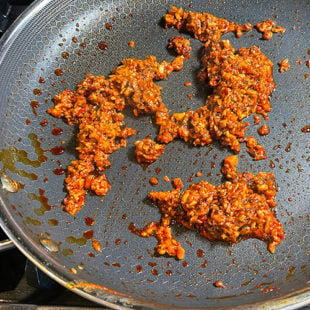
62 248 74 256
40 238 59 253
1 174 20 192
48 218 59 226
28 188 52 216
66 235 87 246
23 216 41 226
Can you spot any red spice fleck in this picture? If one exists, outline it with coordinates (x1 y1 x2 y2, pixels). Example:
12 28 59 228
136 265 142 273
115 238 121 245
26 118 31 125
184 81 191 87
39 77 45 83
196 171 202 177
128 40 135 47
88 252 95 257
72 36 77 43
197 248 205 257
105 22 112 30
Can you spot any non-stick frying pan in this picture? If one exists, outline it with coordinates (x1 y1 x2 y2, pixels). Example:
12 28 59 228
0 0 309 309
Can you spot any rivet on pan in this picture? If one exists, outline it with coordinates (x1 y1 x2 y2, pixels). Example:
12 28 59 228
1 174 19 192
40 238 59 253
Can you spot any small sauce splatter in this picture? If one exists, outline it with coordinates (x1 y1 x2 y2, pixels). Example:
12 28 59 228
115 238 121 245
151 269 158 276
301 125 310 133
184 81 191 87
285 142 292 152
40 119 48 127
166 270 172 276
112 262 121 267
53 167 65 175
50 146 64 155
128 40 135 47
33 88 42 96
197 248 205 257
85 217 95 226
39 77 45 83
61 51 69 59
262 286 279 293
54 68 64 76
51 127 63 136
83 230 94 239
30 100 40 117
98 42 108 51
155 168 161 175
105 22 112 30
182 260 188 267
72 36 77 43
136 265 142 273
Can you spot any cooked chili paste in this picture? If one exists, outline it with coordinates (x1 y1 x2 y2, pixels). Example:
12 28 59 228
130 156 284 259
48 39 189 215
48 6 281 223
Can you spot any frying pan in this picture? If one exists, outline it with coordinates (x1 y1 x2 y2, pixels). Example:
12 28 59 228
0 0 309 309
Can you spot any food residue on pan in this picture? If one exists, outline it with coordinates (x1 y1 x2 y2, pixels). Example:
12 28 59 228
45 6 288 259
278 58 290 73
130 156 284 259
255 19 285 40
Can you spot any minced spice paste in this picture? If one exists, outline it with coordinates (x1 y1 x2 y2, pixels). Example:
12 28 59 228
130 156 284 259
48 38 189 214
48 3 282 237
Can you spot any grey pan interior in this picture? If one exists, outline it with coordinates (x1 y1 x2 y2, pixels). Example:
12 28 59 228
0 0 309 309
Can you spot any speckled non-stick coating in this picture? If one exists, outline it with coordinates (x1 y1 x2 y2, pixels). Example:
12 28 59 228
0 0 309 309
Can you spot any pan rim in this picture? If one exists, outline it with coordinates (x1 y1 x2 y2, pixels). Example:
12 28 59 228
0 0 309 308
